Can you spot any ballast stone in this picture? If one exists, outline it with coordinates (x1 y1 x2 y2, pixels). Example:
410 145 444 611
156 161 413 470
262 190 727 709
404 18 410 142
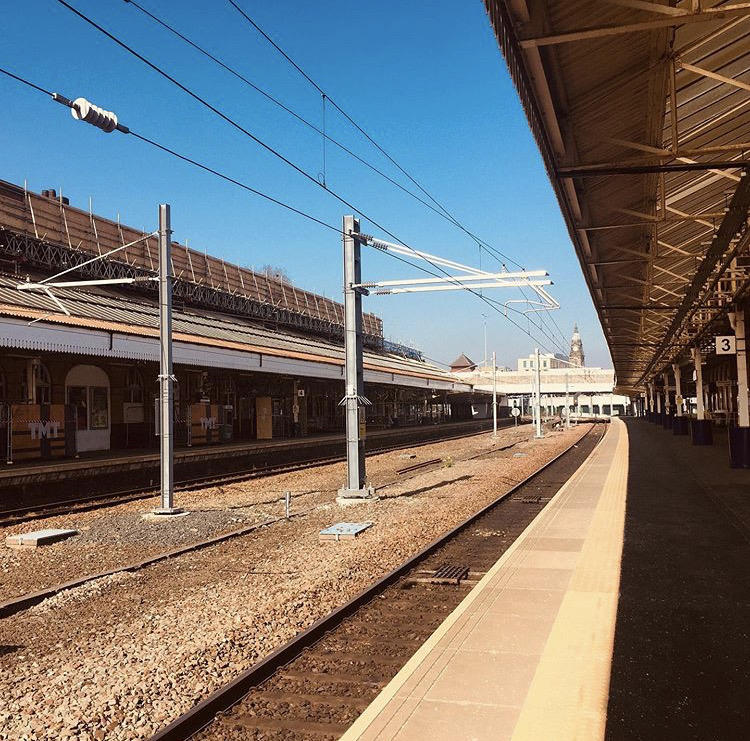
6 528 79 549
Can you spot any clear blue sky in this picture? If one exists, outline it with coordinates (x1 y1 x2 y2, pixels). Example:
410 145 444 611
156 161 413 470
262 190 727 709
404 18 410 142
1 0 611 369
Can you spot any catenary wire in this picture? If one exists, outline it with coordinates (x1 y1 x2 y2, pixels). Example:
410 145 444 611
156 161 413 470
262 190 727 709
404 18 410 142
124 0 569 351
54 0 568 354
0 62 564 355
225 0 570 351
121 0 482 221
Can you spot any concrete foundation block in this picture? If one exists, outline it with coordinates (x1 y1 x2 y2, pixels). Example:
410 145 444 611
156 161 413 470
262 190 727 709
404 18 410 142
6 528 78 549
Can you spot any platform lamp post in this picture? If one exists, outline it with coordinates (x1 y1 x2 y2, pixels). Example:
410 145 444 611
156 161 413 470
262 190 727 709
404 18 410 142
337 217 559 501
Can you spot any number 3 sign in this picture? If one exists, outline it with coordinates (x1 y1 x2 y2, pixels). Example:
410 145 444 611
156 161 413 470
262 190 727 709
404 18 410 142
716 335 736 355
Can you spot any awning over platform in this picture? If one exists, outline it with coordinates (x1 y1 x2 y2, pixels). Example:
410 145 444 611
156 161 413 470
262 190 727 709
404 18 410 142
0 276 471 392
484 1 750 393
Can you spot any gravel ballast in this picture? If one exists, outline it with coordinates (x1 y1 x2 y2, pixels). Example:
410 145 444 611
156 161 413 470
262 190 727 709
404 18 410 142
0 423 593 740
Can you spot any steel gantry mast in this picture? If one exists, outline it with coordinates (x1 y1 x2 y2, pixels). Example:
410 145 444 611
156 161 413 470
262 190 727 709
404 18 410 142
336 216 559 501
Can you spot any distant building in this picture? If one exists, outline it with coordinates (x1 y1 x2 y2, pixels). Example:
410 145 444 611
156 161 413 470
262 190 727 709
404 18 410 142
449 353 477 374
517 352 568 371
453 326 629 418
569 323 585 367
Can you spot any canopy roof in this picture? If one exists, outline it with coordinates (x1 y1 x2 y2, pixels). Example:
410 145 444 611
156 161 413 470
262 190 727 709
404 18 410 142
484 1 750 392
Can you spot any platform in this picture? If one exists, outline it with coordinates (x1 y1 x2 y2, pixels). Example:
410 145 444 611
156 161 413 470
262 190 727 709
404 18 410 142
343 417 750 740
0 419 496 487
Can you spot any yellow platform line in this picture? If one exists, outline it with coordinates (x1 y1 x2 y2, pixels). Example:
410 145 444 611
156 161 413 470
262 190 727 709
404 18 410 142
510 419 628 740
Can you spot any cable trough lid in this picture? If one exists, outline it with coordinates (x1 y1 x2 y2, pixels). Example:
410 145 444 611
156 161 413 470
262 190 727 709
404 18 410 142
319 522 373 541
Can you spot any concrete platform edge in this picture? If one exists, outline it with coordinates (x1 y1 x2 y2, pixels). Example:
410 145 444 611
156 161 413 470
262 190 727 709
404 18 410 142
340 423 611 741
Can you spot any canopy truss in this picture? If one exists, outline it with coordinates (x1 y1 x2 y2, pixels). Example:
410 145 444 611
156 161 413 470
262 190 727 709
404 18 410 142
484 0 750 392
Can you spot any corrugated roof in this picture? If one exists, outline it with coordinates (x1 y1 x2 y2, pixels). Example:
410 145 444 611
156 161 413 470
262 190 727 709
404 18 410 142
0 275 457 384
484 0 750 393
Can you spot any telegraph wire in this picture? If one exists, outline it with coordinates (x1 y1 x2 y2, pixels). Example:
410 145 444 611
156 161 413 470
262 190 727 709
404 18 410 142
0 62 565 356
0 67 53 96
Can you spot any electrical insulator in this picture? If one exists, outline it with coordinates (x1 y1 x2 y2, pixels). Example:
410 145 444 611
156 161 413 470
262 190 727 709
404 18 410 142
70 97 119 133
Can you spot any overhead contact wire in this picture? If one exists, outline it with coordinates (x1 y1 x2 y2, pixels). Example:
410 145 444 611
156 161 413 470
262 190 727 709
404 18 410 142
1 57 563 356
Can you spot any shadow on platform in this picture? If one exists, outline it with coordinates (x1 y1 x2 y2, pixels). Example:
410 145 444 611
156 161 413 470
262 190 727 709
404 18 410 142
605 419 750 740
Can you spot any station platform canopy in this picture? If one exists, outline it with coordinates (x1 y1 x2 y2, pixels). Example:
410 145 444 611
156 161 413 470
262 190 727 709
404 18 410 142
484 1 750 393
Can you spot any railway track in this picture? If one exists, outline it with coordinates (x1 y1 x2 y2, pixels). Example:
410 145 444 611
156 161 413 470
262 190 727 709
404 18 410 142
152 423 604 741
0 421 506 526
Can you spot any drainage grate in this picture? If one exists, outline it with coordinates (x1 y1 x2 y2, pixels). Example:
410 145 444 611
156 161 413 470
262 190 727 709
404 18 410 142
429 564 470 584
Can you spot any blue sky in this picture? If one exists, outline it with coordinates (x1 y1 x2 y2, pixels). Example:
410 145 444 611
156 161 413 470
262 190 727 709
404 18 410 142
1 0 611 368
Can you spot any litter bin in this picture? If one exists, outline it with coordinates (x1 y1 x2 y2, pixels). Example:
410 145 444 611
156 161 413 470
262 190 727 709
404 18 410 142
690 419 713 446
673 416 689 435
728 425 750 468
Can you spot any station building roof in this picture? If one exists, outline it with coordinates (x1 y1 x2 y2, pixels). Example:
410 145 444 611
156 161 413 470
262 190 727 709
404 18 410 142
0 275 472 392
484 1 750 393
0 179 384 341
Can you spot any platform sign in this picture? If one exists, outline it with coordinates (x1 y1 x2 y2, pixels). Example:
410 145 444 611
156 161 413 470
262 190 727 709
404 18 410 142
716 335 736 355
511 407 521 417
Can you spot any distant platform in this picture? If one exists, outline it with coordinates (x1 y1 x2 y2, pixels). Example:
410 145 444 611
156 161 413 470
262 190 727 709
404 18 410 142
0 419 498 488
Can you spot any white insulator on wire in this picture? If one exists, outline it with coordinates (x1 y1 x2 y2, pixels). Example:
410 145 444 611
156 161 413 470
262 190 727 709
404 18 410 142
70 97 118 133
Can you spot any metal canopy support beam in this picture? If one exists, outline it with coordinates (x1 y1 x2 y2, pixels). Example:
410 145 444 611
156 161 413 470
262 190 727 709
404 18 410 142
558 161 749 177
678 60 750 94
602 0 691 17
673 362 682 416
734 307 750 428
519 4 750 47
338 215 374 501
639 171 750 384
693 347 705 420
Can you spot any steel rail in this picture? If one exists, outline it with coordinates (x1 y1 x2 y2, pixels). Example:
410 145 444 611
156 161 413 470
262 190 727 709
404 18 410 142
150 423 603 741
0 421 504 526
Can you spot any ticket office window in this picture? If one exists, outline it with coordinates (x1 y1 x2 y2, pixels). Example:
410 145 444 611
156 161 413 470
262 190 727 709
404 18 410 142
68 386 109 430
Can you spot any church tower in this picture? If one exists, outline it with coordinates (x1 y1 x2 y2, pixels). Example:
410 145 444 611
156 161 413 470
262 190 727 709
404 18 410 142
569 323 585 367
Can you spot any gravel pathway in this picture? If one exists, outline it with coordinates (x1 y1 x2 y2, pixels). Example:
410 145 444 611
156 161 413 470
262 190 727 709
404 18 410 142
0 424 592 740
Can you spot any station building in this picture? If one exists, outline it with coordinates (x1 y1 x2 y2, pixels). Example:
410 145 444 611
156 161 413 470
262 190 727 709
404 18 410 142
453 328 633 417
0 179 490 463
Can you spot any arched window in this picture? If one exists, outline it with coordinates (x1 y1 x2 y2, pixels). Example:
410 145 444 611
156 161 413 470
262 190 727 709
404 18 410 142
126 368 144 404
